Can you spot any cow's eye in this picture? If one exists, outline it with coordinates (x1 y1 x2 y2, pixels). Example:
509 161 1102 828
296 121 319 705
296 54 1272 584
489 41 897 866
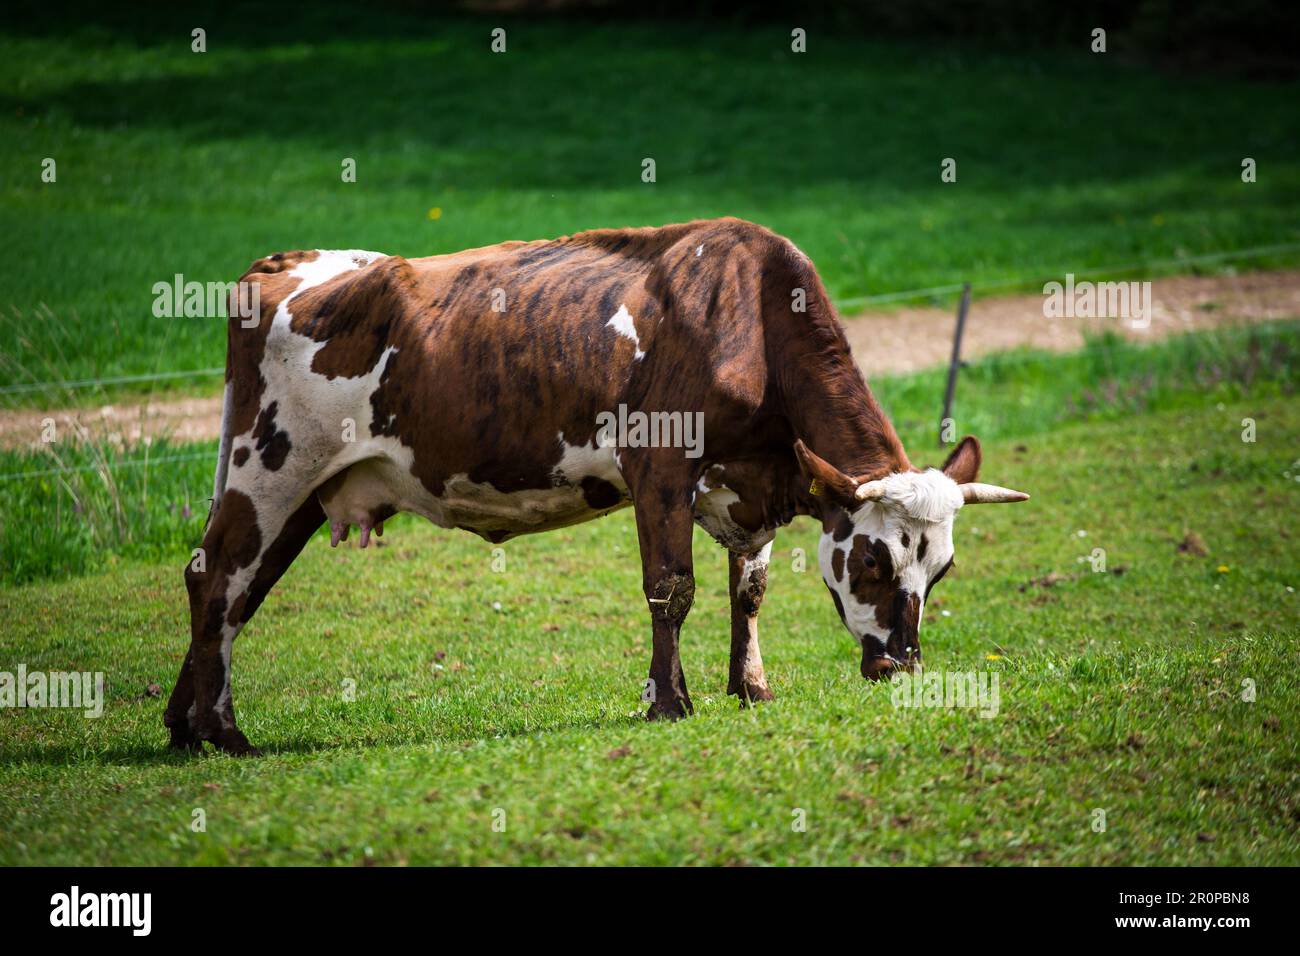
862 553 876 569
925 558 954 599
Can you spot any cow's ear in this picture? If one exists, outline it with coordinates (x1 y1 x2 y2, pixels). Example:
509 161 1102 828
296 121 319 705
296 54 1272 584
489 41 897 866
942 435 982 484
793 440 860 510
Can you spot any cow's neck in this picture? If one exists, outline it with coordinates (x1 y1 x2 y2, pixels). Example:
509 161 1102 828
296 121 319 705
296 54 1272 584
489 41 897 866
776 312 911 481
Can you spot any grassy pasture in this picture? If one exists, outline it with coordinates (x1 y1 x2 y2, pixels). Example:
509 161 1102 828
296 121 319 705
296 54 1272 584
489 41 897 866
1 333 1297 865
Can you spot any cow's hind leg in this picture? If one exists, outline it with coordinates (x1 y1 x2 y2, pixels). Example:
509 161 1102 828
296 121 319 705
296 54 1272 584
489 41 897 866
166 490 324 755
727 544 774 705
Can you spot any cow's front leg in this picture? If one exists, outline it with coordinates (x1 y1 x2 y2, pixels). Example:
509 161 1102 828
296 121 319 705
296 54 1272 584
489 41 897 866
632 490 697 720
728 543 774 705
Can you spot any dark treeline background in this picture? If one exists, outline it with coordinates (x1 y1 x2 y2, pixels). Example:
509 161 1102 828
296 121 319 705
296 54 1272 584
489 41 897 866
11 1 1299 77
454 0 1297 76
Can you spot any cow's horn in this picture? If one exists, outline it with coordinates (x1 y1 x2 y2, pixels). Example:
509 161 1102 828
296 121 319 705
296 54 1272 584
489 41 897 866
853 480 889 502
958 483 1030 504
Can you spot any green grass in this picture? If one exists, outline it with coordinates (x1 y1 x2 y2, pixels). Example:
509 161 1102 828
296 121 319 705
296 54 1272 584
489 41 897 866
2 3 1299 395
1 346 1297 864
0 439 211 585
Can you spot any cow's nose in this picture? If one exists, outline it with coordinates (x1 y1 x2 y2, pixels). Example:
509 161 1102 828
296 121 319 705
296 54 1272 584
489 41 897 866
861 655 898 681
861 645 921 681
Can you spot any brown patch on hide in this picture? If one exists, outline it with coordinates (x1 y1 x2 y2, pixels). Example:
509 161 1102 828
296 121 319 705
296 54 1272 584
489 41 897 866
846 533 896 629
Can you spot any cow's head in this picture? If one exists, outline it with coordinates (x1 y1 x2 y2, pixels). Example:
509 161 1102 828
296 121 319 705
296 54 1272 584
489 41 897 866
794 436 1028 681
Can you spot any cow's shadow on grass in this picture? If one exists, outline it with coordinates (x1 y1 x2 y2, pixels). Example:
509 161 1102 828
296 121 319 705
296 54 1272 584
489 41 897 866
0 710 654 767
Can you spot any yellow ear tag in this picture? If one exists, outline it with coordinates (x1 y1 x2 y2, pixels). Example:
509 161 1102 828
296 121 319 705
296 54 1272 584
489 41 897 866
808 478 823 497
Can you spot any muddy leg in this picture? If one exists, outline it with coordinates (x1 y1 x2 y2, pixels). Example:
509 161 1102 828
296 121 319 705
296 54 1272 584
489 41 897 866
631 490 697 720
728 543 774 705
164 648 201 750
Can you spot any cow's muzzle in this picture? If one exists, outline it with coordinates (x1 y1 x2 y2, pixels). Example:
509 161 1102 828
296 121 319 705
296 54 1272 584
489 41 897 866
862 593 922 681
861 644 921 681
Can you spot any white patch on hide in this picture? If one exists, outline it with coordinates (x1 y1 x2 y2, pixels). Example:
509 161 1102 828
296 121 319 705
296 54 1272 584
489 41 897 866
219 248 399 650
737 542 773 598
605 303 645 360
552 434 627 490
693 468 774 554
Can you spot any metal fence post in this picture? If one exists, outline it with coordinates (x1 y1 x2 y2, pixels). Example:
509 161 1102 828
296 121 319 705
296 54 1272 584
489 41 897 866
939 282 971 447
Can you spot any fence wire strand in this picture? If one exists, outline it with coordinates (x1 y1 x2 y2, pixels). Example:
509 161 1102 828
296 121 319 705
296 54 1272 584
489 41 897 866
3 242 1297 398
1 321 1293 483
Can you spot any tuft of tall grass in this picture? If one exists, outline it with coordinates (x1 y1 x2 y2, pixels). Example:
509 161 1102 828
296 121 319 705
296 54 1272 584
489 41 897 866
0 437 212 585
0 303 216 585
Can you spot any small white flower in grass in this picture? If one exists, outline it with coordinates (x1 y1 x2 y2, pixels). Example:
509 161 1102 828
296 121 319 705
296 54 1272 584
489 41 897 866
941 609 952 617
492 601 503 612
1076 530 1088 538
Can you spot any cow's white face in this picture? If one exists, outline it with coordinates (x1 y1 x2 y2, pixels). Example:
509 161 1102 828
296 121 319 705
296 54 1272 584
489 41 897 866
793 435 1028 682
817 469 961 679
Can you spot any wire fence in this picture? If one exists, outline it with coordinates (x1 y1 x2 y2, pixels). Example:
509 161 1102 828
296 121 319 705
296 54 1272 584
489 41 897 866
0 242 1296 484
874 314 1298 374
0 450 213 483
3 241 1297 400
2 319 1293 484
0 367 224 398
834 241 1300 309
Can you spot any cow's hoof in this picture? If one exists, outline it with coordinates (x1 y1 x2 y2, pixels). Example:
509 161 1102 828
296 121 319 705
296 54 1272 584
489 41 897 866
731 683 774 707
208 727 262 757
645 696 693 721
167 722 203 751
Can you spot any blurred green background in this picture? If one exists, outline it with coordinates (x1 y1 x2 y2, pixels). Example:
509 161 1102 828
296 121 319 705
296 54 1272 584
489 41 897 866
2 1 1298 388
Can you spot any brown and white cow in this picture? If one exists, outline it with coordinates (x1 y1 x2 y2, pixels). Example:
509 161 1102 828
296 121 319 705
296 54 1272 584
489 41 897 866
165 218 1027 755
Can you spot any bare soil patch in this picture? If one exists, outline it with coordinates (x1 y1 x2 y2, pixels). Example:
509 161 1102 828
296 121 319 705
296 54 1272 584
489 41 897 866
844 269 1300 377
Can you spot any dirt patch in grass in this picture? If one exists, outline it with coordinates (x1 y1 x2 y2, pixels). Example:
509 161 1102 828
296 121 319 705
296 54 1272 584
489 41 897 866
844 268 1300 376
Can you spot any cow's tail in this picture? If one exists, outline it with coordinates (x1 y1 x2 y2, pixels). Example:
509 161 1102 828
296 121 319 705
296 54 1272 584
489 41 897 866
208 376 234 529
207 294 242 531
